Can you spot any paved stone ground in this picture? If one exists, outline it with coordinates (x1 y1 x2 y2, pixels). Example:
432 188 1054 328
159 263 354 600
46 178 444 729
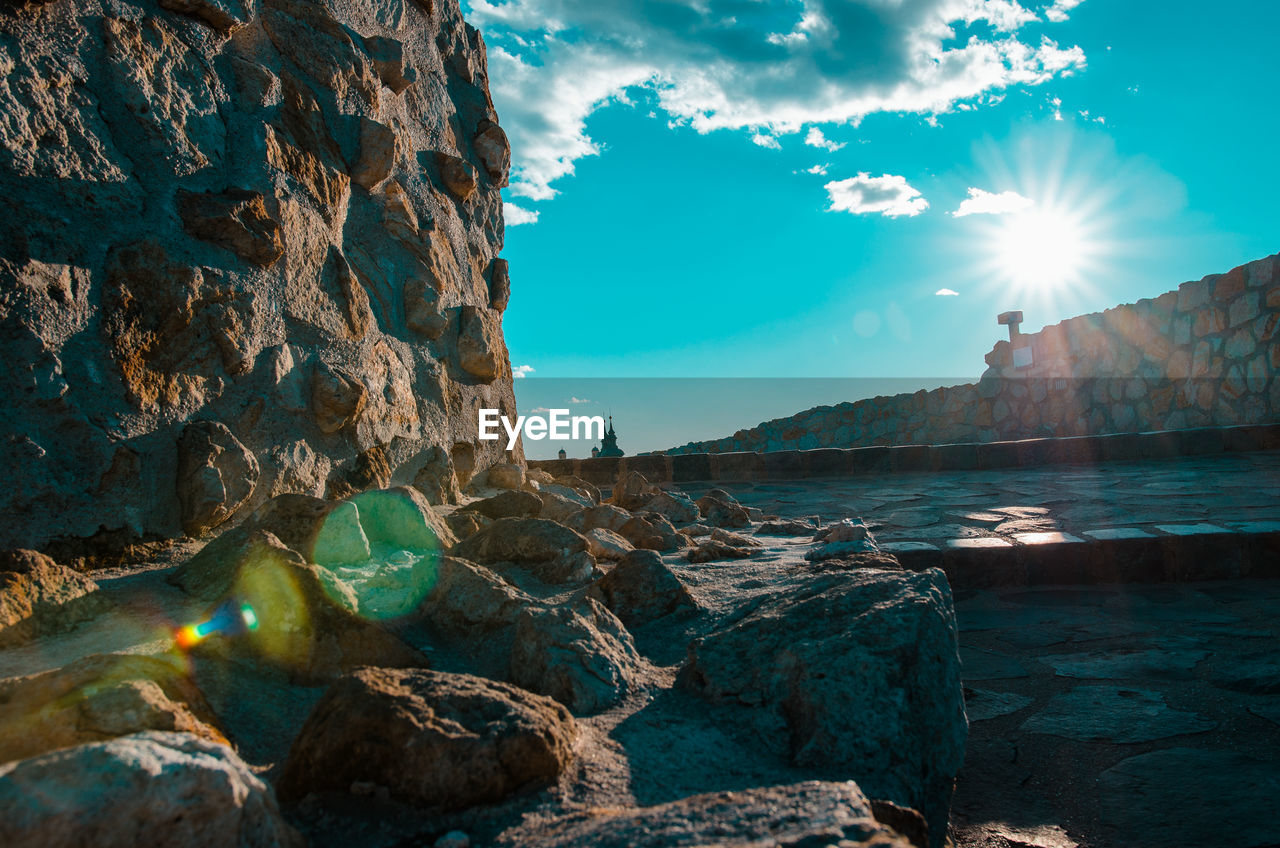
684 451 1280 848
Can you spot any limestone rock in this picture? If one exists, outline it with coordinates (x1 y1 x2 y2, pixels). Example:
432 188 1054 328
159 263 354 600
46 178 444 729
277 667 576 808
445 511 490 542
588 549 696 625
510 598 645 714
610 471 661 510
807 518 879 562
756 517 819 536
489 258 511 312
168 529 427 682
486 463 525 490
695 490 751 528
177 421 260 537
685 539 753 564
415 556 532 636
413 446 461 505
709 528 763 548
311 362 368 435
584 527 633 561
537 490 588 523
552 476 601 504
458 305 501 381
451 517 598 584
566 503 630 534
517 780 915 848
176 189 284 267
638 490 700 525
157 0 249 34
473 120 511 186
351 118 399 190
437 151 479 200
0 0 521 553
681 568 966 845
0 731 302 848
0 653 225 764
0 550 110 648
617 512 688 553
461 490 543 520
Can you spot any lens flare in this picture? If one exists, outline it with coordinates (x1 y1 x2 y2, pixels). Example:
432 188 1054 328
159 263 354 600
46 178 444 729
174 600 259 650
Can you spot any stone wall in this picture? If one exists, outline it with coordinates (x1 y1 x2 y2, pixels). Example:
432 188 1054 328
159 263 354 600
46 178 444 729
0 0 521 551
670 253 1279 455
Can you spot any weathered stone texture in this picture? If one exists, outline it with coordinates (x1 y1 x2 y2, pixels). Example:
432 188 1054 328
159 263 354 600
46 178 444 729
0 0 521 552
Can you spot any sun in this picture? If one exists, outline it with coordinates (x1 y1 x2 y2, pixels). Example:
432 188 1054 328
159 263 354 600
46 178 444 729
994 207 1089 290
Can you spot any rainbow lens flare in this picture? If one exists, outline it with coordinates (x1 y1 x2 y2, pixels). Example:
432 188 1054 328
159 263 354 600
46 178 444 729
175 600 259 650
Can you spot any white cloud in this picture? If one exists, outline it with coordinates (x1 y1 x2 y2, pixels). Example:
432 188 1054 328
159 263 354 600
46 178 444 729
804 127 846 152
513 364 535 378
751 133 782 150
568 396 592 403
1045 0 1085 23
806 163 829 175
935 288 960 296
504 202 540 226
951 187 1033 217
469 0 1086 200
824 173 929 218
528 406 551 413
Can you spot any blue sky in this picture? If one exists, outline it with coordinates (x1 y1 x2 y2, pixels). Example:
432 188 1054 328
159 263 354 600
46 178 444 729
460 0 1279 454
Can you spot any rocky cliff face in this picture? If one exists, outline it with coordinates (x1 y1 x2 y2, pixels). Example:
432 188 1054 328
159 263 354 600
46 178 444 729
0 0 521 553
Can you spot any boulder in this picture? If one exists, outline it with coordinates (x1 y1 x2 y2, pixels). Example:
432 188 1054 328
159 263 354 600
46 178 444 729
588 549 696 625
695 491 751 528
486 463 525 490
176 421 260 537
510 599 646 714
0 550 110 648
415 556 532 636
680 569 966 845
637 490 700 525
756 517 820 536
0 731 301 848
413 446 461 505
709 528 763 548
552 476 601 504
167 529 427 682
488 258 511 312
536 490 587 523
436 151 479 200
0 653 225 764
451 517 598 584
473 120 511 185
806 518 879 562
461 490 543 520
445 511 490 542
277 667 576 809
617 513 688 553
566 503 630 534
245 494 369 566
609 471 661 510
685 539 754 564
584 527 633 561
516 780 915 848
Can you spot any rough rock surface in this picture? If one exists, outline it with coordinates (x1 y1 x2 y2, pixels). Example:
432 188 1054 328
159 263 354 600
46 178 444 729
510 780 915 848
451 517 597 584
277 667 576 809
461 489 543 520
510 599 646 714
617 513 688 553
167 528 426 681
0 549 111 648
0 653 225 763
680 568 966 846
588 549 696 626
0 0 522 553
0 731 302 848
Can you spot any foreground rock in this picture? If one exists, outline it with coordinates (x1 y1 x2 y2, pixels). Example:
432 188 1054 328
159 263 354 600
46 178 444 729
511 599 646 714
695 489 751 528
417 558 647 714
806 518 879 561
680 568 965 846
0 653 225 764
461 490 544 520
588 550 697 626
277 667 576 809
168 530 426 682
0 550 111 648
511 780 915 848
617 513 688 553
0 731 301 848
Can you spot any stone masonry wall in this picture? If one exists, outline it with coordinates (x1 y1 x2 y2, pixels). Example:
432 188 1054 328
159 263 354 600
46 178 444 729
671 252 1279 455
0 0 521 552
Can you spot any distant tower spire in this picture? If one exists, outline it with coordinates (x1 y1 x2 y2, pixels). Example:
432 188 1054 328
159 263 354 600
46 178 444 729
598 414 624 457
